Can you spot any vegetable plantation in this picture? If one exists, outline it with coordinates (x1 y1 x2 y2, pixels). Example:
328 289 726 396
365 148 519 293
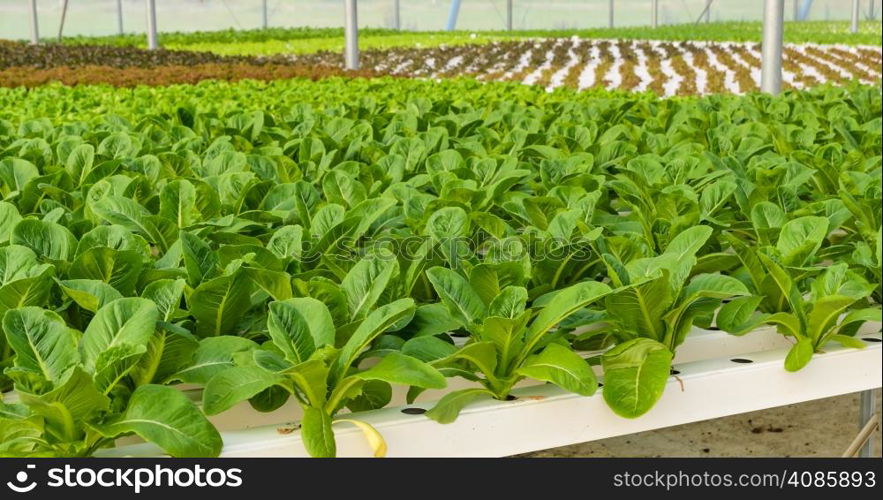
334 39 882 95
0 23 881 459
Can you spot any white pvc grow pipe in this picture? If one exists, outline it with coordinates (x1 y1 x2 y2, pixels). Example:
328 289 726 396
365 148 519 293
100 326 882 458
192 326 789 433
6 326 781 416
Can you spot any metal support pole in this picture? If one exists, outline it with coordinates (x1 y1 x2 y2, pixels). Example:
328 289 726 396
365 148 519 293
344 0 359 70
506 0 513 31
651 0 658 28
793 0 799 20
394 0 400 30
859 390 876 457
146 0 158 50
445 0 461 31
57 0 69 41
851 0 860 32
262 0 269 29
760 0 784 95
871 0 877 20
29 0 39 44
695 0 714 23
796 0 813 21
116 0 124 34
608 0 614 28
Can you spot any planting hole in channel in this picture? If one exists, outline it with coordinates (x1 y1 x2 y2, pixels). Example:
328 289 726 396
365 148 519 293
862 337 882 343
401 408 426 415
505 395 518 401
670 369 681 375
730 358 754 364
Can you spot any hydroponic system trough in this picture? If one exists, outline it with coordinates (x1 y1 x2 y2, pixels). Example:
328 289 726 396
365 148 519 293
97 324 881 458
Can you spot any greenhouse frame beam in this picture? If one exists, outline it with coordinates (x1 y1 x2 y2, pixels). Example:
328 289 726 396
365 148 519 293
29 0 39 44
761 0 784 95
695 0 714 24
146 0 158 50
344 0 360 70
117 0 124 34
506 0 513 31
57 0 69 41
851 0 860 32
446 0 462 31
858 390 877 457
608 0 614 28
262 0 269 29
797 0 814 21
652 0 658 28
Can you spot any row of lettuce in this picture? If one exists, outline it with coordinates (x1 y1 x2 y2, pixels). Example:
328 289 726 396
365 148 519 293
0 40 378 88
0 79 880 458
54 22 883 51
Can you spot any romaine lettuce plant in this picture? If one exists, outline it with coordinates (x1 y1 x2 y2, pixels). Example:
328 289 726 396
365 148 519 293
0 244 56 392
0 78 880 458
718 213 882 369
291 249 404 346
840 186 882 303
200 297 446 457
723 215 831 314
589 226 752 418
718 260 881 371
0 299 220 457
421 266 612 423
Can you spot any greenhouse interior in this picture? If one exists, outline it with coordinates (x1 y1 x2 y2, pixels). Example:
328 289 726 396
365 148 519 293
0 0 881 466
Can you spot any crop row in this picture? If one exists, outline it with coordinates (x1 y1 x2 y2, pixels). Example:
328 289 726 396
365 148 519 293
0 78 631 124
3 38 880 95
0 64 379 88
56 21 883 51
296 38 882 96
0 41 376 87
0 40 277 69
0 80 880 458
